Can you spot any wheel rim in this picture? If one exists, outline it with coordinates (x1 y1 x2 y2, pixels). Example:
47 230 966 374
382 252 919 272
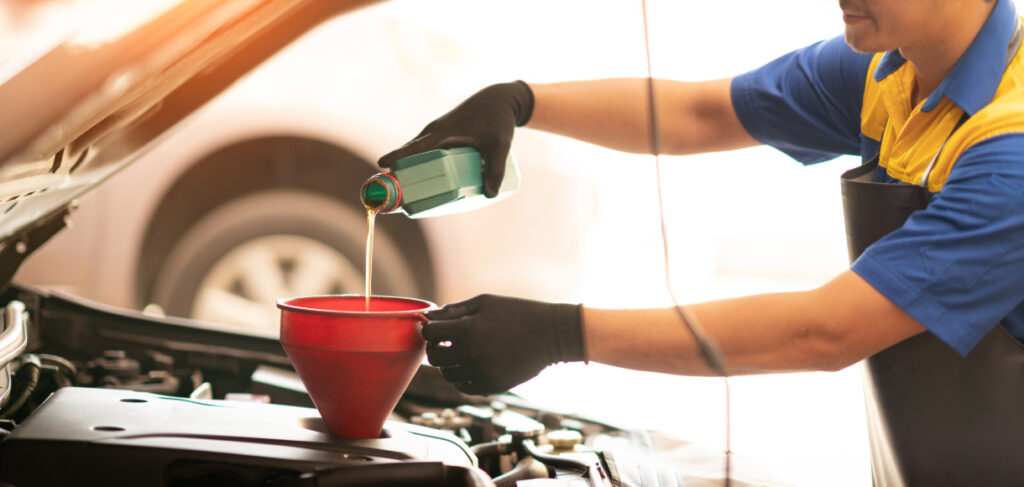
192 234 364 333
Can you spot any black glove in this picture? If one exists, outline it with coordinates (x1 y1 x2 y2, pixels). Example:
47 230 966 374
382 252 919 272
422 294 585 395
378 81 534 197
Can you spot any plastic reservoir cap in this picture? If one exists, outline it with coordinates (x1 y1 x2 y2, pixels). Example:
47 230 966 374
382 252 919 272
277 295 435 438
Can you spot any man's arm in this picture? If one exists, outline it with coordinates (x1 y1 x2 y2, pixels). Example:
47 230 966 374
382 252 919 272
584 269 926 375
528 78 759 155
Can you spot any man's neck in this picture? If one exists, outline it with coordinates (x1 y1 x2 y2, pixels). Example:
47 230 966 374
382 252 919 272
902 2 997 107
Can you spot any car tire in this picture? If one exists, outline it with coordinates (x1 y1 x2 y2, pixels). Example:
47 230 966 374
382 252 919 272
150 189 423 333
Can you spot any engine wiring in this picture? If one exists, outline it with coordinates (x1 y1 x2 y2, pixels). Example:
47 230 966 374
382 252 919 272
638 0 733 484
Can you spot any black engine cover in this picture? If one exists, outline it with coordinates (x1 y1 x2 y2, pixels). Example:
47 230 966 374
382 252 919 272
0 387 483 486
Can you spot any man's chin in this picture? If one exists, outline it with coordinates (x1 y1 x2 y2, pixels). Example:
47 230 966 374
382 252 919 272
844 31 887 55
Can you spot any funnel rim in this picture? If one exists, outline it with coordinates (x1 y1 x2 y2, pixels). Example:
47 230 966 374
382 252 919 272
276 294 436 318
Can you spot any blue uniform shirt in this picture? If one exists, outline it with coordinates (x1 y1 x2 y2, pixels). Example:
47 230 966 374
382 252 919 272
731 0 1024 356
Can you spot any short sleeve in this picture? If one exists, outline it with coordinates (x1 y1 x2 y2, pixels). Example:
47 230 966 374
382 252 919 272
731 35 873 164
851 133 1024 355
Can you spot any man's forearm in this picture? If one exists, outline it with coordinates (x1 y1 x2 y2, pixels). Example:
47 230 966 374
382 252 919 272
583 270 927 376
527 78 758 155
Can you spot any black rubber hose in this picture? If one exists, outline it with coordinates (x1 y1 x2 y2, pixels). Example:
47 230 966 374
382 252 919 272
522 439 590 474
1 356 41 419
470 440 507 458
38 353 78 377
38 353 77 388
492 456 549 487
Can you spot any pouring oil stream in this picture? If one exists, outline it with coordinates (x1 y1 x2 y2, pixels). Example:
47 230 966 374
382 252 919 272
364 207 378 311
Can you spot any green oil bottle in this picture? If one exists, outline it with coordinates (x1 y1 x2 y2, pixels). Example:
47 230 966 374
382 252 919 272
360 147 520 219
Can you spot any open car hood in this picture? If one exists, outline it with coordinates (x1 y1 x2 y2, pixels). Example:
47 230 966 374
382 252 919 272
0 0 380 286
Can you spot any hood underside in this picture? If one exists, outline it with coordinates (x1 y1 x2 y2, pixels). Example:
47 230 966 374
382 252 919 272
0 0 381 281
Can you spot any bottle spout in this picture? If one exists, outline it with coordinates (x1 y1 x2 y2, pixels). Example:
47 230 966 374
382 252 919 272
360 173 401 213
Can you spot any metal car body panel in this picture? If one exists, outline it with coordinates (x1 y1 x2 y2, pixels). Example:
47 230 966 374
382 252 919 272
0 0 380 244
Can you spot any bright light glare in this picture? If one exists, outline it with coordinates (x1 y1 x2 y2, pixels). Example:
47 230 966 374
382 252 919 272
68 0 180 49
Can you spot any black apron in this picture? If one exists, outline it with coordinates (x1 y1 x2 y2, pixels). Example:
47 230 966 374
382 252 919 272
842 158 1024 486
841 29 1024 482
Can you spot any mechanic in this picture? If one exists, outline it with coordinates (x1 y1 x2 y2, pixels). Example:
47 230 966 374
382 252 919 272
379 0 1024 483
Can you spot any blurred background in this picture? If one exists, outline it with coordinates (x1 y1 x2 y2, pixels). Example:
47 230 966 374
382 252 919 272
2 0 925 485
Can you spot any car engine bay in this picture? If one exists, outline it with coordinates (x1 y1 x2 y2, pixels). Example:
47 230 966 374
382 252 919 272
0 281 699 487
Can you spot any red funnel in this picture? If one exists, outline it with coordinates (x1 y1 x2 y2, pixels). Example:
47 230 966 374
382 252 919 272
277 295 435 438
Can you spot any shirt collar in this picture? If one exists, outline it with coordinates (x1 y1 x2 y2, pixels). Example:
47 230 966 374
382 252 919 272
872 0 1019 115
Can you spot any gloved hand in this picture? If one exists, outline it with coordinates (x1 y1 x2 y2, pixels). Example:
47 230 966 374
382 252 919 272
378 81 534 197
422 294 585 395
